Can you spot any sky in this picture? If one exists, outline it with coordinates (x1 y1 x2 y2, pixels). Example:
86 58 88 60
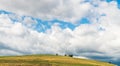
0 0 120 65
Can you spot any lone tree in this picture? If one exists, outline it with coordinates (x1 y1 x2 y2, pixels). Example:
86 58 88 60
108 61 112 64
56 53 58 56
68 54 73 57
64 54 67 56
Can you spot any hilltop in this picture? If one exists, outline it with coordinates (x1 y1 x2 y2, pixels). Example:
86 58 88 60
0 54 115 66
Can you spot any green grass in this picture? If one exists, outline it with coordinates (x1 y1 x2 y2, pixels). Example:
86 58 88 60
0 54 115 66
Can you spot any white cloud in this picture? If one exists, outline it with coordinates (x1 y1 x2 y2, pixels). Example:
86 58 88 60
22 17 37 28
0 0 92 23
0 49 22 56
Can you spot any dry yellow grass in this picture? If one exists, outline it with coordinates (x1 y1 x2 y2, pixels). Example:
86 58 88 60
0 54 116 66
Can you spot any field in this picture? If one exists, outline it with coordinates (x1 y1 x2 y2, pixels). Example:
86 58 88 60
0 54 115 66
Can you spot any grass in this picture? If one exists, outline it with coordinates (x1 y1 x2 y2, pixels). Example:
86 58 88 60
0 54 116 66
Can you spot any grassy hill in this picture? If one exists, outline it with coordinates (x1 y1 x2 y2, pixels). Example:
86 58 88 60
0 54 115 66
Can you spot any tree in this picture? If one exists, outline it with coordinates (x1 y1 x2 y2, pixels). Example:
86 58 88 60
64 54 67 56
56 53 58 56
68 54 73 57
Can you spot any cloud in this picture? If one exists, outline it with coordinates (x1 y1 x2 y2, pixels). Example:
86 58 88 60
0 0 92 23
0 0 120 65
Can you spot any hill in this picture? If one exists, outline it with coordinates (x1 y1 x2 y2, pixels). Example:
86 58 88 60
0 54 115 66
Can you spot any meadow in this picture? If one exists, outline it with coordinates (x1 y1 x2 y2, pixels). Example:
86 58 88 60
0 54 115 66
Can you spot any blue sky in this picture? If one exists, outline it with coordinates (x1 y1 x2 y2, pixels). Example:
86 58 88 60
0 0 120 66
107 0 120 8
0 9 91 32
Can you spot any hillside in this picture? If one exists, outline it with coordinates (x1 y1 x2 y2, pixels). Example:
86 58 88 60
0 54 115 66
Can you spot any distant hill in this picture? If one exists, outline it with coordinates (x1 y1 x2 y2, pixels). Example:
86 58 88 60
0 54 115 66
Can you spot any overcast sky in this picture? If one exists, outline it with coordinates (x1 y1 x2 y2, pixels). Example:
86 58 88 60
0 0 120 65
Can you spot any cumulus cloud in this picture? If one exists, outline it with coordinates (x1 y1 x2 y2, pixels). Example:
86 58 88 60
0 0 120 64
0 0 92 22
